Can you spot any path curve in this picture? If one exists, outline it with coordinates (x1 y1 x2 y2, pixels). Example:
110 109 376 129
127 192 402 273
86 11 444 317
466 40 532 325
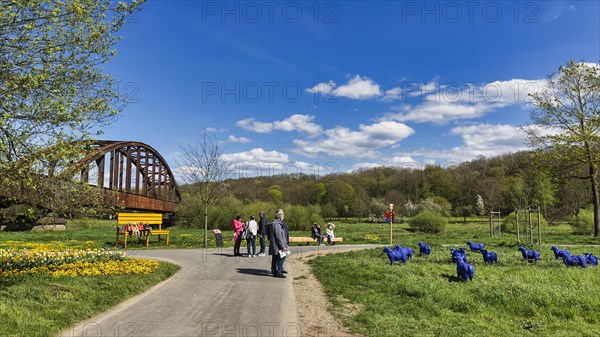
59 245 377 337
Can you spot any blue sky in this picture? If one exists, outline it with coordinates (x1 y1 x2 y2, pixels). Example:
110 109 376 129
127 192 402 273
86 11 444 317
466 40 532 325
100 0 600 178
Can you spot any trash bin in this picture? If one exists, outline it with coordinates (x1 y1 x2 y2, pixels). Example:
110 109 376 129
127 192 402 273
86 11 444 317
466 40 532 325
213 229 223 247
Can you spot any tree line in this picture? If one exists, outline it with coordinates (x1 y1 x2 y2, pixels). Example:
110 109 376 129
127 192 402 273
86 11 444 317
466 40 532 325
174 149 590 231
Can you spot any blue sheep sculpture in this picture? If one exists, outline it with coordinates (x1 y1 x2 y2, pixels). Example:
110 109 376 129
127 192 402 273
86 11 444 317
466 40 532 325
518 246 540 262
550 246 571 260
394 244 413 261
467 241 484 253
584 253 598 266
418 242 431 256
480 249 498 264
563 255 588 268
383 246 406 266
451 248 467 263
456 258 475 282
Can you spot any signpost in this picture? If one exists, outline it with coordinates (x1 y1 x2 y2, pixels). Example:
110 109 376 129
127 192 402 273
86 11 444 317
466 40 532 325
389 203 394 245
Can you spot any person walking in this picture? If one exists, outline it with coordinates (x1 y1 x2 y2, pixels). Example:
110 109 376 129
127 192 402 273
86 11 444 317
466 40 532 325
257 211 268 256
232 215 243 256
246 215 258 257
268 209 289 278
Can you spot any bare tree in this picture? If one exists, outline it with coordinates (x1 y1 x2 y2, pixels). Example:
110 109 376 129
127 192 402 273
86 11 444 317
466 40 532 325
177 131 232 247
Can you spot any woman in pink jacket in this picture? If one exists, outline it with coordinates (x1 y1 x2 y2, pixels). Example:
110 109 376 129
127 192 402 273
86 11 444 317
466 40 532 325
233 215 243 256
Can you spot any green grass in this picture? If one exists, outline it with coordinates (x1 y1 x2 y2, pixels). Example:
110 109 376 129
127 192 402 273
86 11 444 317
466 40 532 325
0 262 179 337
1 217 599 250
1 217 600 336
309 246 600 337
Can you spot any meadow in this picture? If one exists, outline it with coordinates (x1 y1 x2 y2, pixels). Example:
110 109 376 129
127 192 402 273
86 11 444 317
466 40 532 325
2 216 599 250
1 217 599 336
309 235 600 336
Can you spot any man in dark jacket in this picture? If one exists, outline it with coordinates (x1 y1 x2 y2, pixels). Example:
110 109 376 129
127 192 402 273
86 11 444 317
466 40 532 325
268 209 289 278
258 211 268 256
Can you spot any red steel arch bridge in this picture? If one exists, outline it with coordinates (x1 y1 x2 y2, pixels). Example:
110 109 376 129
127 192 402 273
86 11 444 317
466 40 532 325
8 141 181 213
78 140 181 212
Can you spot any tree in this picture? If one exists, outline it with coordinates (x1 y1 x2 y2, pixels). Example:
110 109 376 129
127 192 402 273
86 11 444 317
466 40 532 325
351 186 370 221
268 185 283 204
454 204 473 225
404 199 417 217
176 131 232 247
476 194 485 216
526 61 600 236
0 0 144 210
315 182 327 205
325 181 355 218
531 170 557 219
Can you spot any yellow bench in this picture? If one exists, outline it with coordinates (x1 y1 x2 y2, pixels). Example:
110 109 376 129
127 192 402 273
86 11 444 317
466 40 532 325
116 213 169 248
289 236 343 245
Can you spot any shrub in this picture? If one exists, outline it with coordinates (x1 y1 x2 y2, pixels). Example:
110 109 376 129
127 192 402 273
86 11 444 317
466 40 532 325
408 211 446 233
414 196 451 217
571 208 594 235
175 193 322 231
501 211 548 233
283 204 324 231
173 192 207 228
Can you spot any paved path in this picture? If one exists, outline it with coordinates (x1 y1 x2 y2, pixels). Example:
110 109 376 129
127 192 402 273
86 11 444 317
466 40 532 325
60 245 375 337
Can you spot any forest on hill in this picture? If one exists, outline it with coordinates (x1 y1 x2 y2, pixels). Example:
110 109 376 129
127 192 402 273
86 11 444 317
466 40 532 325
175 150 591 230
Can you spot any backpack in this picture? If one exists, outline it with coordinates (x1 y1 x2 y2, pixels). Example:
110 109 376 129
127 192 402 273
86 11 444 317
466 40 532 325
266 222 273 241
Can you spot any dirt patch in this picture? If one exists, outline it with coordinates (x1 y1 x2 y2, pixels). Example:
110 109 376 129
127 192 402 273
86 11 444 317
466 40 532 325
289 251 365 337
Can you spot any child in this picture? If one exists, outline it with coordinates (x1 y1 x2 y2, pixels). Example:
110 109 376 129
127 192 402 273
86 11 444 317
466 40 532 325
132 222 139 237
137 222 144 238
326 223 335 245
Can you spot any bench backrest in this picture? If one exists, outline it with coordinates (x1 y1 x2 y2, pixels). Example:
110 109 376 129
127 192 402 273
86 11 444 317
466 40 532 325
118 213 163 230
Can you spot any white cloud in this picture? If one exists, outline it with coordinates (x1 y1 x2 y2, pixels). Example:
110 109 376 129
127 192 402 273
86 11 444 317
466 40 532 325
306 75 382 100
306 81 336 95
273 114 323 134
335 75 382 99
293 121 414 158
227 135 251 143
387 101 500 124
404 124 530 163
450 124 528 154
382 79 546 124
235 118 274 133
351 156 418 171
221 148 289 164
474 79 545 105
236 114 322 135
409 81 439 97
381 87 403 102
219 148 334 177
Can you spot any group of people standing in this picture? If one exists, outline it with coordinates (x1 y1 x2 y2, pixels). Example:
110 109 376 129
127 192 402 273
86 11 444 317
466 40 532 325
232 209 290 278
